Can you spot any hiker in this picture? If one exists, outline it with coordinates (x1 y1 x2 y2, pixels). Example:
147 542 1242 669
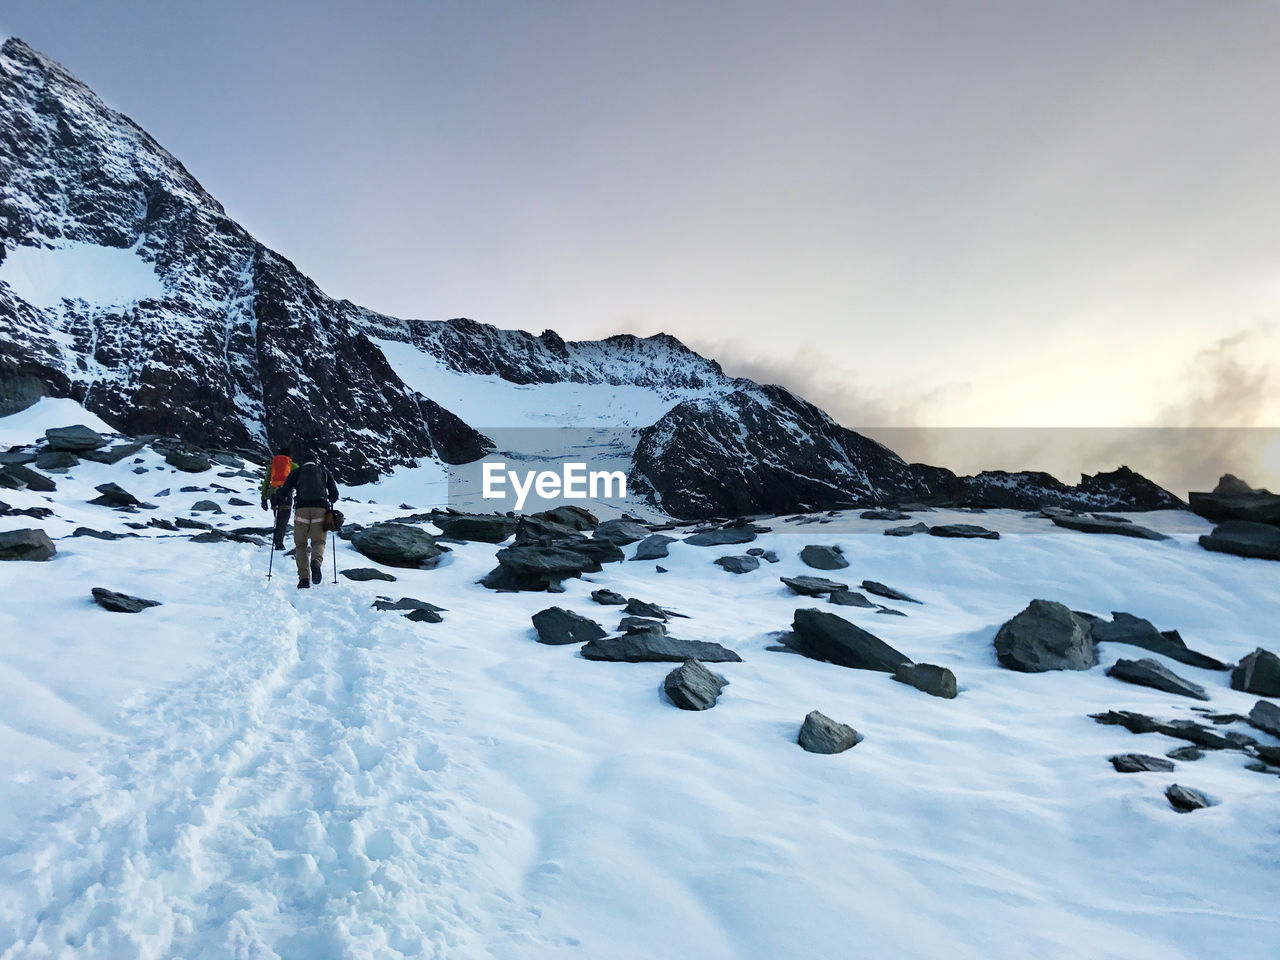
274 451 340 588
260 444 297 550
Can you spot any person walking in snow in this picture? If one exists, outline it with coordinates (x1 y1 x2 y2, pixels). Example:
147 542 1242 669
260 443 298 550
274 450 340 589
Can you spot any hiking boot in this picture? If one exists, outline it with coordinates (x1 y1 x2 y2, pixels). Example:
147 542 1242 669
273 541 286 551
311 560 323 584
297 577 310 589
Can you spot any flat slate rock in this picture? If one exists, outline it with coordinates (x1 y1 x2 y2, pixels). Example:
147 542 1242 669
1089 710 1237 750
580 634 742 663
593 519 652 545
929 524 999 540
1109 754 1176 773
683 527 757 546
80 441 146 464
715 554 759 574
1198 520 1280 561
784 608 911 672
341 568 398 582
591 589 627 606
861 580 921 604
73 527 134 540
884 522 930 537
165 449 212 472
482 539 622 590
1051 515 1169 540
781 575 848 597
1230 647 1280 697
663 659 728 710
798 710 862 754
893 662 958 698
800 544 848 570
624 598 670 620
36 450 79 470
619 616 667 635
994 599 1097 673
404 609 443 624
532 607 607 645
2 464 57 492
1247 699 1280 739
828 589 874 608
631 534 676 561
433 513 518 543
1106 658 1210 701
91 587 160 613
1167 746 1204 761
45 424 108 452
373 597 446 614
1166 784 1213 812
352 523 449 569
1089 612 1226 670
861 509 911 521
0 528 56 561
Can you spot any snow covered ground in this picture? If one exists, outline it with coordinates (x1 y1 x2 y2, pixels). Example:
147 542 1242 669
1 401 1278 959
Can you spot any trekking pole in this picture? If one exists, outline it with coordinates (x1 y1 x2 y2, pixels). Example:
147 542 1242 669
267 508 276 581
332 527 338 583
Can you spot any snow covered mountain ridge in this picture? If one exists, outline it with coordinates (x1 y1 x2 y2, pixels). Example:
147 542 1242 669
0 37 1181 517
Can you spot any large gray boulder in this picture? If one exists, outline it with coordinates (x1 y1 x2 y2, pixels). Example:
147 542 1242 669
800 544 848 570
531 607 607 645
45 424 108 452
785 608 912 672
593 519 651 545
481 538 623 590
80 440 146 464
1088 612 1226 670
0 528 56 561
581 634 742 663
591 588 627 606
1199 521 1280 561
663 659 728 710
352 523 449 569
631 534 676 561
993 599 1097 672
89 482 142 508
1247 699 1280 738
433 513 518 543
530 505 599 531
35 450 78 471
0 463 56 492
684 527 757 546
91 587 160 613
797 710 862 754
715 554 759 574
893 663 958 698
1105 658 1209 701
1230 648 1280 697
1188 475 1280 526
165 448 212 473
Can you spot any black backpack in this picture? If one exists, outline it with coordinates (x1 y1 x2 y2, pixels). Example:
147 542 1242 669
295 462 328 503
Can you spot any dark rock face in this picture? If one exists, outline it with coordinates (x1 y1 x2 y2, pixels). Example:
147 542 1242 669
341 568 397 582
580 634 742 663
663 659 728 710
1230 648 1280 697
1090 711 1238 750
0 527 55 560
531 607 607 645
1051 515 1168 540
715 554 759 574
433 513 518 543
1109 754 1176 773
797 710 862 754
781 575 848 597
91 587 159 613
631 534 675 561
800 545 848 570
993 600 1097 673
1088 612 1226 671
893 663 958 699
1105 658 1209 701
959 466 1184 512
593 519 651 545
861 581 920 604
785 608 911 672
1199 521 1280 561
1188 475 1280 526
1247 700 1280 738
1165 784 1213 812
351 523 448 569
929 524 999 540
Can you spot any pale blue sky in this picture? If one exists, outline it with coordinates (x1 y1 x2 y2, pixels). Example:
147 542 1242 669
3 1 1278 453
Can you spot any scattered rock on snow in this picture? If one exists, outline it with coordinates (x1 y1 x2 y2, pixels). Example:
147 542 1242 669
624 598 671 620
1230 648 1280 697
861 509 911 521
828 589 875 607
91 587 160 613
631 534 676 560
1109 754 1176 773
1247 700 1280 739
1166 746 1204 762
341 568 397 582
781 575 849 597
531 607 607 645
1198 521 1280 561
929 524 1000 540
433 513 518 543
619 616 666 634
481 539 622 591
1 463 57 492
1088 612 1226 670
1050 515 1168 540
884 522 930 537
191 500 222 513
165 448 212 473
581 634 742 663
715 554 759 574
1188 475 1280 526
35 449 79 471
1165 784 1213 812
893 663 958 698
593 519 652 545
88 482 143 508
404 608 443 623
861 581 921 604
784 608 912 672
352 523 449 569
0 528 56 561
44 424 107 452
72 527 133 540
800 544 848 570
993 599 1097 673
663 659 728 710
797 710 863 754
1089 711 1237 750
1105 658 1209 701
591 588 627 606
684 527 758 546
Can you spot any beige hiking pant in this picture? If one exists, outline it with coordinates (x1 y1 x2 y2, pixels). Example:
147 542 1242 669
294 507 327 581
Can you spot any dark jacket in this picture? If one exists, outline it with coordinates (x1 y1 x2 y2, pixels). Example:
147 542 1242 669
277 460 339 509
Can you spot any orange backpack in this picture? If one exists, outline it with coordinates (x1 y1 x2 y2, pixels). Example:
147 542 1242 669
269 455 292 488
